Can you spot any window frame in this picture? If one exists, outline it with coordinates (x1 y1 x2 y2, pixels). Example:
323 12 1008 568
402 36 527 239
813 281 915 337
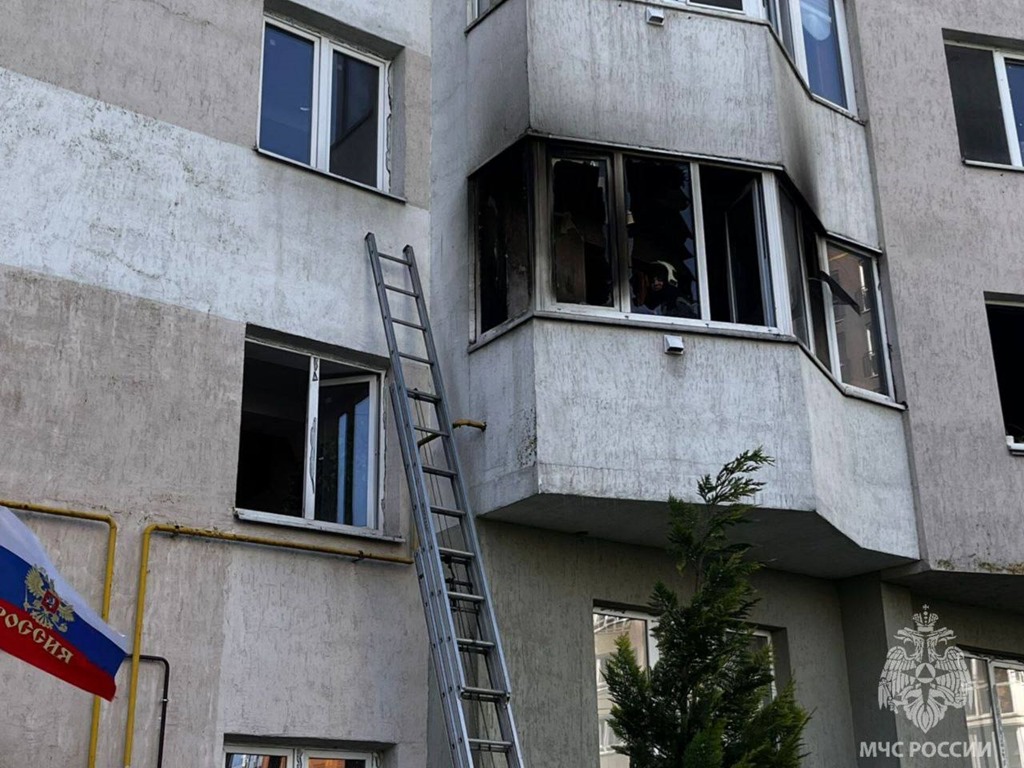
948 42 1024 169
235 339 386 536
225 744 381 768
985 299 1024 453
964 653 1024 768
258 16 390 191
536 145 790 337
767 0 857 113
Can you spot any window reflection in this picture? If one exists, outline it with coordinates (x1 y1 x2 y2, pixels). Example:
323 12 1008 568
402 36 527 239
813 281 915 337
827 245 886 394
594 612 651 768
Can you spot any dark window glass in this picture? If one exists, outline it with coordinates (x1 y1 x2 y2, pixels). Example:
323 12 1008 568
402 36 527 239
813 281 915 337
260 26 315 164
945 45 1011 164
985 303 1024 442
801 0 847 108
476 145 532 333
315 371 372 527
694 0 743 11
625 158 699 319
236 343 308 517
329 51 380 186
827 245 887 394
700 166 772 327
1007 60 1024 161
779 189 809 345
551 157 614 307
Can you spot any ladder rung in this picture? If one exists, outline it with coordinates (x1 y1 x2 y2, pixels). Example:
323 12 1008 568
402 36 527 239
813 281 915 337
422 465 457 478
383 282 417 297
439 546 475 562
392 317 426 330
408 390 441 403
457 637 496 653
468 738 512 754
462 686 509 703
399 352 433 365
430 505 465 518
379 253 412 265
448 590 485 603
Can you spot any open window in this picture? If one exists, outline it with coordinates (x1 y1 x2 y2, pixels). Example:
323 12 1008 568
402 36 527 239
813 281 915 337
985 301 1024 449
235 339 381 531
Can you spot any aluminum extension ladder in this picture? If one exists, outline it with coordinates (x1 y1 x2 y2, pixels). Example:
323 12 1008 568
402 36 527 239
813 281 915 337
365 233 525 768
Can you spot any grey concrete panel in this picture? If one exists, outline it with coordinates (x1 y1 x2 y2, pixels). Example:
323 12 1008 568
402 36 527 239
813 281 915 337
524 1 877 243
0 266 242 516
0 68 429 357
465 0 531 170
479 521 859 768
853 0 1024 572
0 0 263 147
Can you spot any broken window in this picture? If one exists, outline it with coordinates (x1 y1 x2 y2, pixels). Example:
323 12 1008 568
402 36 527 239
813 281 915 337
825 244 887 395
236 340 380 529
985 301 1024 445
475 145 532 333
551 155 615 307
625 157 699 318
700 165 774 327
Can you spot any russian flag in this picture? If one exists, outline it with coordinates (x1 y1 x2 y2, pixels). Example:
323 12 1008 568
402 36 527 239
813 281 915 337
0 506 129 700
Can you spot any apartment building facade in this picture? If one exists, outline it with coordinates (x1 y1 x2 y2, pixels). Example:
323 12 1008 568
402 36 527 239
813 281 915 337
0 0 1021 766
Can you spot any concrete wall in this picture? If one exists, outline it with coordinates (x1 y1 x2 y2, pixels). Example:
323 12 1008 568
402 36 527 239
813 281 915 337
853 0 1024 572
463 319 918 568
0 266 424 766
480 520 860 768
523 0 877 245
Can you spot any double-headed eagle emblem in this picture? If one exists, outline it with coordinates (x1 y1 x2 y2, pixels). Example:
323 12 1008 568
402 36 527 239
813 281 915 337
23 566 75 633
878 605 971 732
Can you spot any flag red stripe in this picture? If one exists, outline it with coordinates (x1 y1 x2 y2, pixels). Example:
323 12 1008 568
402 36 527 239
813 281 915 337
0 598 116 700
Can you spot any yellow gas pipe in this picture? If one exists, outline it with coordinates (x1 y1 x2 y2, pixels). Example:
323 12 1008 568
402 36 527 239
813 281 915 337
121 523 413 768
0 499 118 768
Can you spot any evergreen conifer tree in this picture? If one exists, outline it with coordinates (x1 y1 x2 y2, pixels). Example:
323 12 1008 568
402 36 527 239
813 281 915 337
603 449 809 768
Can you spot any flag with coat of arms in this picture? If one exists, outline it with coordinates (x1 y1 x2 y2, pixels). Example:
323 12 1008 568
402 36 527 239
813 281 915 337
0 506 129 700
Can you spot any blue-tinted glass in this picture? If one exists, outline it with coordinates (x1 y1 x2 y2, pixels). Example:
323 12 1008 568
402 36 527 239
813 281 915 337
329 52 380 186
1007 61 1024 161
315 381 371 526
801 0 846 108
260 26 314 164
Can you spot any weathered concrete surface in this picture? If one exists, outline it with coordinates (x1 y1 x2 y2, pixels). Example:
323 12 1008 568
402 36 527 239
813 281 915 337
525 0 877 245
480 520 859 768
465 319 918 569
854 0 1024 573
0 67 429 354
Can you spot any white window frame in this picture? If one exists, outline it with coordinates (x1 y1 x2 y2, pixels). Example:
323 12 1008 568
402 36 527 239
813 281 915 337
964 653 1024 768
992 50 1024 168
235 339 384 535
225 744 381 768
538 147 790 337
766 0 857 113
814 238 894 401
258 17 390 190
985 299 1024 453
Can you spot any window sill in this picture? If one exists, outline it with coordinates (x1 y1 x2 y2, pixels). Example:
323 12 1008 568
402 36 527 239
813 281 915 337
795 341 904 410
1007 438 1024 456
253 148 407 204
963 159 1024 174
235 508 405 543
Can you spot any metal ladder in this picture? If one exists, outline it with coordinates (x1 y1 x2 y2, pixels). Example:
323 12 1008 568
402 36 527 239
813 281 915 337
365 233 525 768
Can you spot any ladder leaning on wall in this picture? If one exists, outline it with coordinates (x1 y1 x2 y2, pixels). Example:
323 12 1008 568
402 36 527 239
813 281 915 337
365 233 525 768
